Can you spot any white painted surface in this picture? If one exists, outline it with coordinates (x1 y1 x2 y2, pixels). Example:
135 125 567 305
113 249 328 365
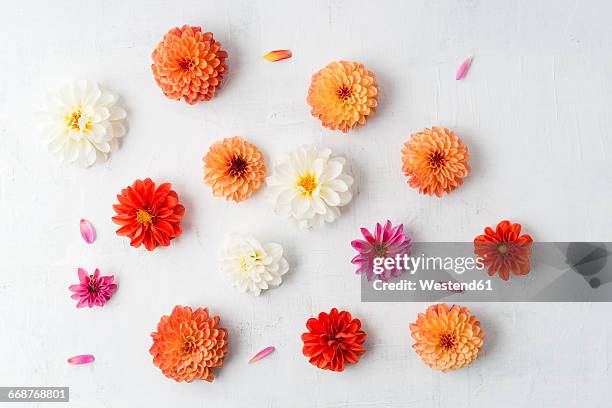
1 0 611 407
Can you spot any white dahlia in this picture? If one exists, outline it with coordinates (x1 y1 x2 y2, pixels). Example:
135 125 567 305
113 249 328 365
219 236 289 296
40 80 127 168
266 145 353 229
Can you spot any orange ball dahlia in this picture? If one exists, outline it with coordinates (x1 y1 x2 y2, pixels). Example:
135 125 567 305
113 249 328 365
474 220 533 281
410 304 484 372
150 305 228 383
401 127 470 197
307 61 378 133
151 25 228 105
301 308 367 372
111 178 185 251
203 136 266 202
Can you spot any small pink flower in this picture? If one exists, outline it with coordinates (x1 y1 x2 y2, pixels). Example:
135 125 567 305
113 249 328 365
351 220 412 281
69 268 117 308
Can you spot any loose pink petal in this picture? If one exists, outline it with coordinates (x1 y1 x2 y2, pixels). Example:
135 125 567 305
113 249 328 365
80 219 96 244
262 50 292 62
455 56 473 80
67 354 95 365
248 346 275 364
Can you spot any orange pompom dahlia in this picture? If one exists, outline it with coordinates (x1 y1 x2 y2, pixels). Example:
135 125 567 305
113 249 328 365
301 308 366 372
151 25 228 105
401 127 470 197
112 178 185 251
410 304 484 372
203 136 266 202
150 305 228 383
474 220 533 281
307 61 378 133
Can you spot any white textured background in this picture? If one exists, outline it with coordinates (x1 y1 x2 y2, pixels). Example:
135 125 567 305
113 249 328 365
1 0 612 407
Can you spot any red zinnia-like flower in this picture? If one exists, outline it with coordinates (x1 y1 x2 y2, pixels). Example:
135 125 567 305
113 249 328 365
112 178 185 251
474 220 533 281
301 308 366 372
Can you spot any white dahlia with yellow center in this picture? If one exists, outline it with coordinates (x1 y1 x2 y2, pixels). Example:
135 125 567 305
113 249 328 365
40 80 127 168
220 236 289 296
266 145 353 229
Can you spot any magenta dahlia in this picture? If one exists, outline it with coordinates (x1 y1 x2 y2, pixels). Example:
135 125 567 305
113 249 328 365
69 268 117 308
351 220 412 281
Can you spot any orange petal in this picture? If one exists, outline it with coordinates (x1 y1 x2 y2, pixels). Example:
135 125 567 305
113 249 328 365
262 50 292 62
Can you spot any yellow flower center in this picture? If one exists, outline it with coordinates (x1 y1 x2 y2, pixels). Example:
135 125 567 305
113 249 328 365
296 173 318 196
240 252 261 272
135 209 153 225
497 244 508 254
66 110 91 133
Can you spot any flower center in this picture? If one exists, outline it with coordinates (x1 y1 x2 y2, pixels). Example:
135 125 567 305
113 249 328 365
336 86 352 101
429 152 446 169
297 173 318 196
179 58 195 72
373 242 387 257
240 252 261 272
66 110 90 132
439 332 456 350
87 278 98 294
135 209 153 225
183 337 197 354
497 244 508 254
228 156 248 177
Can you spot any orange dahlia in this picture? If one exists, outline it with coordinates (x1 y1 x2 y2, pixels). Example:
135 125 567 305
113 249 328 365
410 304 484 372
151 25 228 105
203 136 266 202
150 305 228 383
401 127 470 197
111 178 185 251
474 220 533 281
307 61 378 133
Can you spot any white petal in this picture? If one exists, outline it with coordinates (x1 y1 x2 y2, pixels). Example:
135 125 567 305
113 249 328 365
98 90 118 106
320 187 341 206
109 106 126 120
291 195 310 217
311 196 327 214
111 122 126 138
326 178 349 192
320 160 343 181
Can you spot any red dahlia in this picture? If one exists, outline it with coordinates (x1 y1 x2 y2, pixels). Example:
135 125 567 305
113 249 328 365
474 220 533 281
301 308 366 372
112 178 185 251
